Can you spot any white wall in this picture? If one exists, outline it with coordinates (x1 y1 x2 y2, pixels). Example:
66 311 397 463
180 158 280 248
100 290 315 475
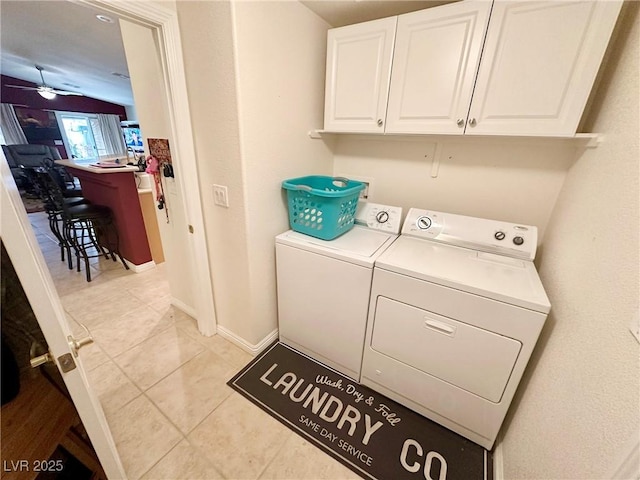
175 10 639 476
176 0 333 347
120 18 195 310
124 104 138 122
233 1 334 345
500 3 639 479
177 1 253 340
333 135 577 240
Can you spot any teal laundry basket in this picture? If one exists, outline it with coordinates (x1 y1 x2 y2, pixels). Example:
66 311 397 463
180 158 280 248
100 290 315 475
282 176 365 240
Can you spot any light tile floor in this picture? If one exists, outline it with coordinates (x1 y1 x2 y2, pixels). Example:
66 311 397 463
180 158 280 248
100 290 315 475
29 212 359 480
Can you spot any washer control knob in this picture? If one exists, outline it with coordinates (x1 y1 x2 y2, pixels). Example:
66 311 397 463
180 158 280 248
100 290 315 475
416 216 432 230
376 210 389 224
494 231 506 241
513 236 524 246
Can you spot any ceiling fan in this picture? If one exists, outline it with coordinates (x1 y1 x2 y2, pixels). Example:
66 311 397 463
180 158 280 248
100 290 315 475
4 65 83 100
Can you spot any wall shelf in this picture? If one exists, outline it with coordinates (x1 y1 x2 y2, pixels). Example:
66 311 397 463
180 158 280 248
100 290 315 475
308 130 601 149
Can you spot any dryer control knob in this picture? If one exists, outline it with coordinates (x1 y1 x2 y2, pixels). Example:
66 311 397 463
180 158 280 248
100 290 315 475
416 216 432 230
513 236 524 246
494 231 506 241
375 211 389 224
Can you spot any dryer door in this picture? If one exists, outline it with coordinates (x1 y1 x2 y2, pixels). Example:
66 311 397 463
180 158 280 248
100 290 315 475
371 297 522 402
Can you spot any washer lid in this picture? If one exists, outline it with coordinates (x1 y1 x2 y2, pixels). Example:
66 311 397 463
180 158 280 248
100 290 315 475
276 226 398 267
376 236 550 313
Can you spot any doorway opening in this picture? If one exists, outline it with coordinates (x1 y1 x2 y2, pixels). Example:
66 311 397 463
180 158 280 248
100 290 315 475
1 0 217 473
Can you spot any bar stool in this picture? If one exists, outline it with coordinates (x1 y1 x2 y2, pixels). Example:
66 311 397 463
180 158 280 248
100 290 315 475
36 161 86 266
41 157 83 197
25 168 88 267
38 171 129 282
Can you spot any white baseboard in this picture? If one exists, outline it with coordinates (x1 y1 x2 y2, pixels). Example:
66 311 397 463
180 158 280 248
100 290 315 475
171 297 197 318
125 259 156 272
216 325 279 356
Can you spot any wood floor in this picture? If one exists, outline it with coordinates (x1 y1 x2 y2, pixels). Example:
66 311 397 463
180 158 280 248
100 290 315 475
1 370 105 480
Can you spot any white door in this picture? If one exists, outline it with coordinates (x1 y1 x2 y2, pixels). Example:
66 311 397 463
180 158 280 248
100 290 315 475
466 0 623 136
0 158 126 479
324 16 397 132
385 1 492 134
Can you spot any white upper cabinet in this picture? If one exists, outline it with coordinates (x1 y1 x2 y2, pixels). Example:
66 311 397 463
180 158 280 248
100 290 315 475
385 2 492 134
466 1 623 136
322 0 622 137
323 17 397 132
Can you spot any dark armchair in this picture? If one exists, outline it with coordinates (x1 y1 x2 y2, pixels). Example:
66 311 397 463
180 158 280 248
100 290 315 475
2 144 63 189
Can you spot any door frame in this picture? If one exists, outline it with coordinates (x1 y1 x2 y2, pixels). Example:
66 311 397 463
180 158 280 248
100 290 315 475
78 0 217 336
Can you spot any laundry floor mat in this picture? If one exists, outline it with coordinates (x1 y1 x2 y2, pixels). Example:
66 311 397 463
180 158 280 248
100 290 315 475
227 342 492 480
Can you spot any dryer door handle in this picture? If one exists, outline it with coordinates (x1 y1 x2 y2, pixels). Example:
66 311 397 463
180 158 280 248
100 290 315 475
424 318 456 336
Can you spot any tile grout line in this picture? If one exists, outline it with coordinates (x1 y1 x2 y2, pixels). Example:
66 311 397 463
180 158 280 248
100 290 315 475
137 389 228 480
127 351 238 480
254 427 295 480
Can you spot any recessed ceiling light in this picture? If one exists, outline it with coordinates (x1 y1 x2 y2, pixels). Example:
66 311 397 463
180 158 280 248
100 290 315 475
96 14 114 23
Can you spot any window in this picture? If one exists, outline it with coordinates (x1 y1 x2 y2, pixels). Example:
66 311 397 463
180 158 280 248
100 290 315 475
55 112 110 160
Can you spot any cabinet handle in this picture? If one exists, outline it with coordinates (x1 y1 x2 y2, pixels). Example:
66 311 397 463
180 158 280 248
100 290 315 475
377 119 383 127
456 118 464 128
468 118 477 127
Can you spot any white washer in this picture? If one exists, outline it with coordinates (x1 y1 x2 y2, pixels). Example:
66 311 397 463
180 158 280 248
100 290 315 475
276 202 402 380
361 208 550 450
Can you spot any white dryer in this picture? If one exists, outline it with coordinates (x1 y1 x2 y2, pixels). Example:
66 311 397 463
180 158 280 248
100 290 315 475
361 208 550 450
276 202 402 380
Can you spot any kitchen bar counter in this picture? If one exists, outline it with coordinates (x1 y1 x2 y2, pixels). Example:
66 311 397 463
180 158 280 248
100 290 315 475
56 158 140 174
57 159 153 268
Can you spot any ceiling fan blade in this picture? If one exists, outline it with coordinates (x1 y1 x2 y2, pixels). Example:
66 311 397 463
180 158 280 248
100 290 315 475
53 91 84 96
51 90 83 96
7 67 84 97
5 84 39 91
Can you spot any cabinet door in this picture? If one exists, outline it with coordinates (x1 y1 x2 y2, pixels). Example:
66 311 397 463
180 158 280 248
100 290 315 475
385 2 492 134
467 1 623 136
324 17 397 132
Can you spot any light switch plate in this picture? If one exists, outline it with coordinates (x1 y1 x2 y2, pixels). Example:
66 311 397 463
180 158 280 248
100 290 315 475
213 184 229 207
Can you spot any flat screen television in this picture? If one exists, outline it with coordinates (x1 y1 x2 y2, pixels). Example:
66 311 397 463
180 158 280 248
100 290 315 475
122 125 144 151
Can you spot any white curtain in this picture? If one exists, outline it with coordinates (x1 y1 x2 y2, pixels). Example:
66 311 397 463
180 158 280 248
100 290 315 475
97 113 127 156
0 104 28 144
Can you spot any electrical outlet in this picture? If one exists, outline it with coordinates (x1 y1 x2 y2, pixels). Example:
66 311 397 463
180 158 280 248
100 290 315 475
213 184 229 207
338 174 374 200
359 181 370 200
